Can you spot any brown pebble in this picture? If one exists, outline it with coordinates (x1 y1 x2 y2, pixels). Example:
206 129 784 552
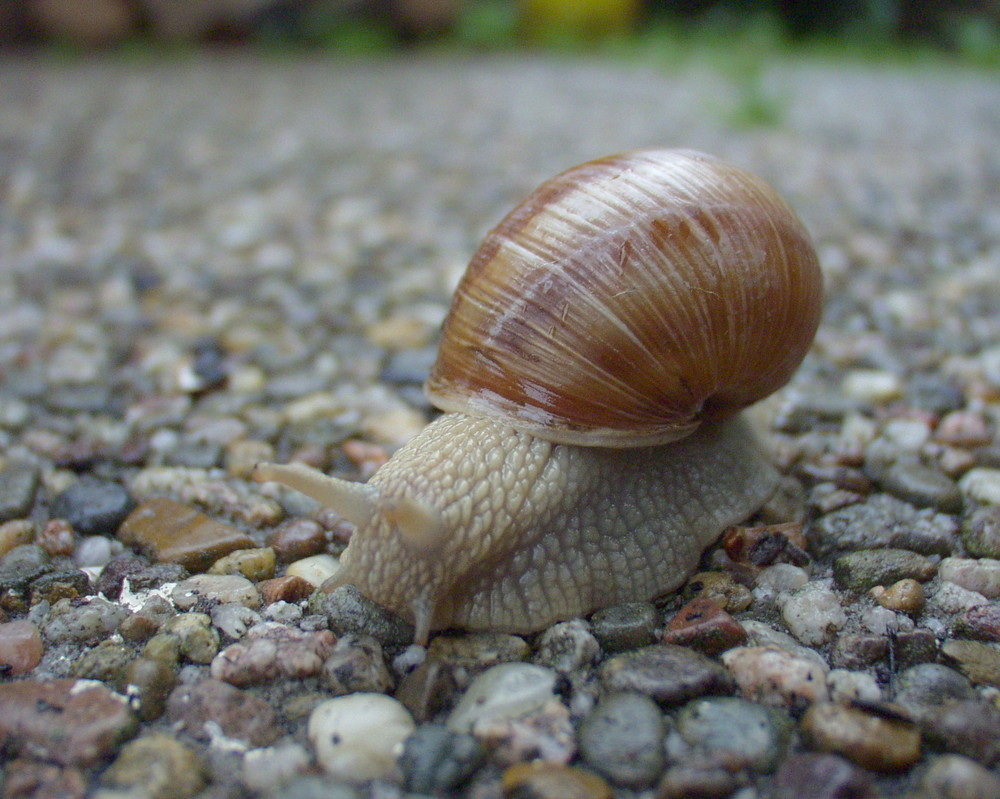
257 574 315 605
117 498 254 571
123 657 177 722
208 546 276 581
661 598 747 655
37 518 76 556
4 758 87 799
936 411 991 447
166 678 280 747
941 640 1000 688
0 619 44 676
396 659 459 722
871 578 925 615
684 572 753 613
268 517 328 562
954 604 1000 642
0 519 35 559
800 702 921 773
502 761 612 799
0 679 138 767
722 522 809 568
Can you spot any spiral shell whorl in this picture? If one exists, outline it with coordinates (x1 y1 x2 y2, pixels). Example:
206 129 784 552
425 148 823 447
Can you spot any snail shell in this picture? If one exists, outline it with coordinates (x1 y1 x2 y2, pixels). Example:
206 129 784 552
426 148 822 446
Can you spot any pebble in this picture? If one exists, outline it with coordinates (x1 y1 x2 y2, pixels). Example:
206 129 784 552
921 754 1000 799
73 536 118 569
447 662 557 733
0 464 39 523
677 696 792 773
779 582 847 645
264 599 303 623
395 659 459 722
752 563 810 606
284 553 340 587
308 693 415 782
43 596 130 645
841 368 901 403
242 742 312 793
0 518 34 558
920 699 1000 766
772 752 873 799
809 493 956 556
500 761 612 799
954 603 1000 641
210 602 262 639
721 646 829 711
51 477 136 537
959 467 1000 505
721 522 810 569
257 574 315 604
588 601 657 652
578 691 666 787
893 663 977 721
656 756 745 799
72 641 134 683
661 597 748 655
599 644 733 706
532 619 601 673
98 733 205 799
117 497 255 571
930 581 990 613
162 612 220 664
941 639 1000 688
267 518 328 562
684 571 754 612
475 696 576 766
171 573 261 610
427 632 531 676
211 622 336 686
398 723 485 794
312 584 413 646
321 633 394 695
123 657 177 721
879 459 963 512
800 702 921 773
962 506 1000 558
871 577 926 614
0 678 138 767
166 678 280 747
939 557 1000 598
3 758 88 799
0 619 44 675
826 669 883 704
0 544 54 608
207 546 276 581
833 548 937 592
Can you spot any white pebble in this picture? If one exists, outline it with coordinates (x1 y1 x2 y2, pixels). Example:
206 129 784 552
285 554 340 587
447 662 557 733
959 468 1000 505
74 535 115 568
939 557 1000 599
860 605 913 636
721 646 829 709
827 669 883 704
753 563 809 604
308 694 415 782
882 418 932 451
264 601 303 623
841 370 902 403
242 742 311 791
929 581 989 613
780 583 847 646
172 574 261 610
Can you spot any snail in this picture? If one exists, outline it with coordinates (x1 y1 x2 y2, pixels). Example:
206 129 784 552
254 148 823 644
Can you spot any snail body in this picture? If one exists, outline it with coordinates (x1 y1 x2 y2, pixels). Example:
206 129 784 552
255 149 822 643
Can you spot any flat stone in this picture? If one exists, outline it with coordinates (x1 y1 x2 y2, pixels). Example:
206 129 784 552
677 696 793 773
71 641 134 683
312 584 413 646
772 753 873 799
117 498 254 572
880 460 963 512
447 662 557 733
0 619 44 676
941 639 1000 688
721 646 829 711
427 631 530 675
99 733 205 799
0 678 137 767
166 678 280 747
661 597 747 655
833 548 937 592
939 557 1000 599
51 477 136 537
588 602 657 652
171 573 261 610
29 568 93 605
500 761 612 799
578 691 666 787
599 644 733 706
308 693 415 782
0 463 39 523
800 702 921 773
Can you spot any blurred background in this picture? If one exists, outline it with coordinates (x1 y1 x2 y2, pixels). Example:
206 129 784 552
2 0 999 64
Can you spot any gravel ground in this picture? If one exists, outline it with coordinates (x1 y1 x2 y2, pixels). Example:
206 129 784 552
1 53 1000 799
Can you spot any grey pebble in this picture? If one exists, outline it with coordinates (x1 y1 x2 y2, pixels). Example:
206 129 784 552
833 548 937 592
320 633 394 695
71 641 134 683
532 619 601 674
43 596 130 645
258 776 359 799
879 459 963 513
599 644 734 706
0 463 39 522
921 699 1000 767
893 662 976 717
962 506 1000 559
51 477 136 537
312 584 414 647
810 493 957 557
211 602 262 640
29 568 92 604
772 752 873 799
0 544 52 594
677 696 792 773
588 602 658 652
921 754 1000 799
398 723 484 794
578 691 666 787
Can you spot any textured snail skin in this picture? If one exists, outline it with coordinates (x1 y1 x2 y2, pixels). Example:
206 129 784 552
254 148 821 643
254 412 777 642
